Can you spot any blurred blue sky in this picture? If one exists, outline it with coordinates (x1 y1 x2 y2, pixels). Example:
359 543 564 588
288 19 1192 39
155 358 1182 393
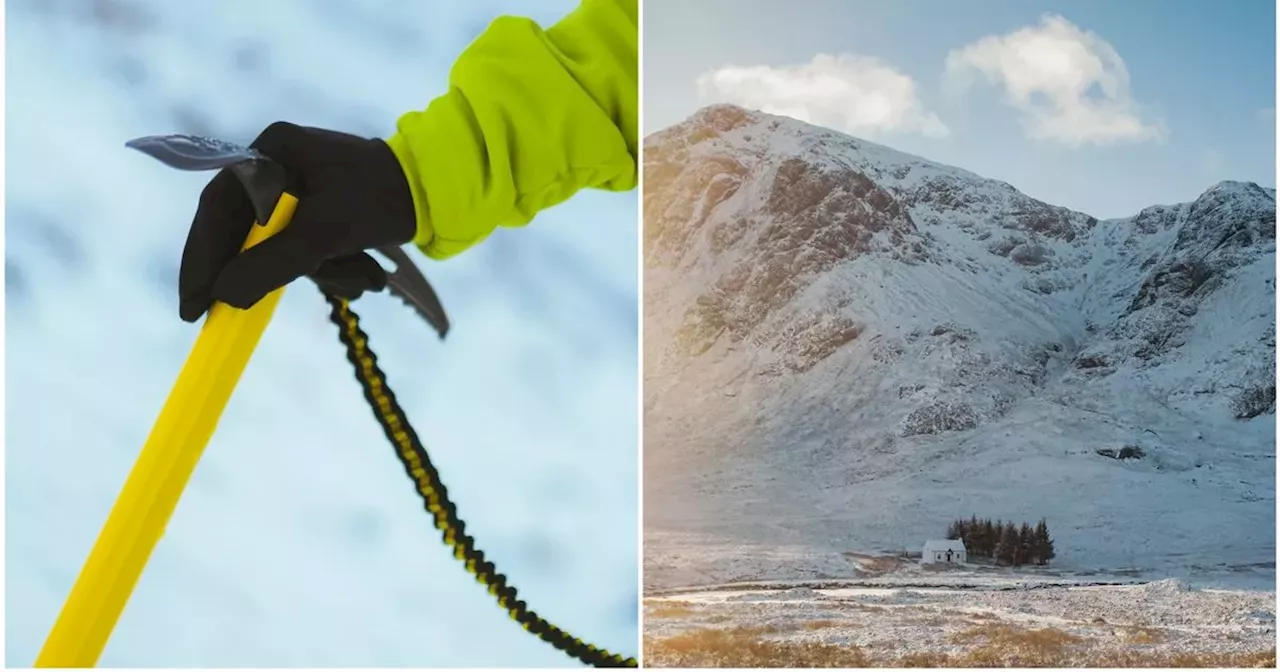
644 0 1276 218
6 0 637 666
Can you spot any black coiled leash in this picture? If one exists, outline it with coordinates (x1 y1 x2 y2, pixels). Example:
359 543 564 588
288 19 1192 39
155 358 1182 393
323 290 638 668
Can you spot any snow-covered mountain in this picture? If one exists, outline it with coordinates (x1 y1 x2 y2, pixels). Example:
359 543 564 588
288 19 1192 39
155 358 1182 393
643 104 1275 576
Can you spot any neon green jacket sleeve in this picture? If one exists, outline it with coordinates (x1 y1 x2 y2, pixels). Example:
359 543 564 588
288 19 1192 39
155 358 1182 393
385 0 638 260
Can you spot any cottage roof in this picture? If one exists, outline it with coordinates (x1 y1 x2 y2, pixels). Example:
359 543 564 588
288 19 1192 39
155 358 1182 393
922 539 966 553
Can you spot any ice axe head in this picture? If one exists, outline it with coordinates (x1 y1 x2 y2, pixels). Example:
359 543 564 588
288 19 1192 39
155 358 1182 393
125 134 287 229
125 133 450 339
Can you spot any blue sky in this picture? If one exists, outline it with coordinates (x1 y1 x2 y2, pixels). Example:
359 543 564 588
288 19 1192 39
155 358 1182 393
6 0 636 666
644 0 1276 218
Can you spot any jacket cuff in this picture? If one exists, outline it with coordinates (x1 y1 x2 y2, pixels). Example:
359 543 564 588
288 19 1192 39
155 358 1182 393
385 131 441 259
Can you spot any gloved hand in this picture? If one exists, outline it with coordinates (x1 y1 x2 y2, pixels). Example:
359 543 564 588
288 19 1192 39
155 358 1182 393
178 122 418 322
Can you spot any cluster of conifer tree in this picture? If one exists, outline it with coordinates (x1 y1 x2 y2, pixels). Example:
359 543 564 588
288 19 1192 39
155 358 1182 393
945 516 1055 567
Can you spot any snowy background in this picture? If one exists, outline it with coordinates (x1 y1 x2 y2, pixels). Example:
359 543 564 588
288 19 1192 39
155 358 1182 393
6 0 638 666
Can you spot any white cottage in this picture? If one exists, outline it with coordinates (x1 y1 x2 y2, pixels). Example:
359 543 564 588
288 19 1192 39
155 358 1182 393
921 539 967 564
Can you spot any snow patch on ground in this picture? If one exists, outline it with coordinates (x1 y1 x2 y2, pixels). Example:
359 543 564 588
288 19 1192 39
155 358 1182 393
645 575 1276 665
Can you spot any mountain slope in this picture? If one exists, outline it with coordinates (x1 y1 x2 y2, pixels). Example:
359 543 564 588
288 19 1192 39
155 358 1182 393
643 104 1275 577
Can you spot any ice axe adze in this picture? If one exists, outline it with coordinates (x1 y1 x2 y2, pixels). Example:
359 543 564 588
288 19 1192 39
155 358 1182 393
35 133 448 667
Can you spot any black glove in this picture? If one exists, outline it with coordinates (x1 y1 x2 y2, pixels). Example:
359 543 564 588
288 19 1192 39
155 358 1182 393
178 122 418 323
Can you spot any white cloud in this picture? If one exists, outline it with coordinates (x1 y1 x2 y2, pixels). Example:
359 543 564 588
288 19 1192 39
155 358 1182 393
945 14 1165 146
695 54 949 138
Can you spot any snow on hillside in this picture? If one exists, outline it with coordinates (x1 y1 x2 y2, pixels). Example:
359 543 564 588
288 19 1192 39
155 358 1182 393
643 104 1274 585
6 0 637 667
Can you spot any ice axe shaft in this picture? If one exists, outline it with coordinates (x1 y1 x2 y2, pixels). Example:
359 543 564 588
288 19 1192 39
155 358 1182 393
36 136 297 667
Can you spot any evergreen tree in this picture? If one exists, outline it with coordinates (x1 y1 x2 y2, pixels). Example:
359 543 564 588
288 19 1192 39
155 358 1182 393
968 519 984 558
1017 522 1035 567
1034 518 1055 566
943 516 1061 564
969 520 979 556
995 522 1018 565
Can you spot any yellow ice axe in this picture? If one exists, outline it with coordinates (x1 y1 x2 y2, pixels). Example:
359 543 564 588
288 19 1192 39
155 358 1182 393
36 134 634 669
35 135 298 667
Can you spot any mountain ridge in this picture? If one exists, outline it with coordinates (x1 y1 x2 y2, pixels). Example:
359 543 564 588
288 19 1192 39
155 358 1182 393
643 104 1275 576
